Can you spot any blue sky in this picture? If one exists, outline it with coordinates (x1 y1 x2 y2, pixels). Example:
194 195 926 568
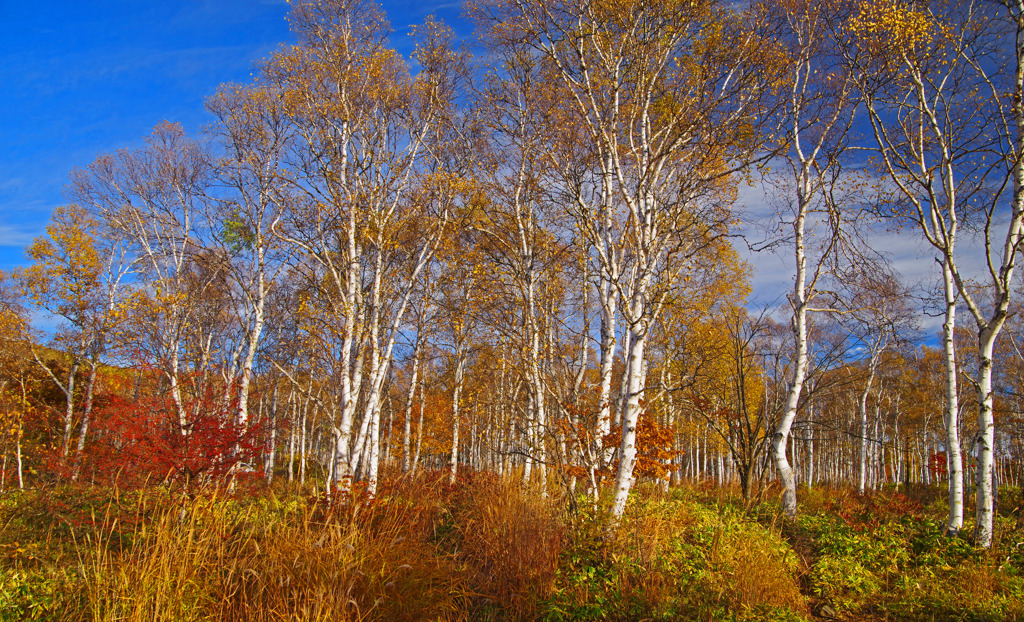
0 0 466 271
0 0 984 340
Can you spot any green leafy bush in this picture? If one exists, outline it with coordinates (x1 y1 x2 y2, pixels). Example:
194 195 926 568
542 487 808 621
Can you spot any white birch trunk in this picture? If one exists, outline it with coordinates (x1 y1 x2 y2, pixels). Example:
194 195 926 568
940 260 965 535
449 344 468 485
773 200 810 517
858 353 880 495
402 338 422 472
612 325 647 517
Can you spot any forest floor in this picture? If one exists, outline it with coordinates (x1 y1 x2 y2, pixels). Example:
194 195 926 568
1 472 1022 621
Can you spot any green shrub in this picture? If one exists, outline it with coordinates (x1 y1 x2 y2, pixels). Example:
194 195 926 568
542 488 808 621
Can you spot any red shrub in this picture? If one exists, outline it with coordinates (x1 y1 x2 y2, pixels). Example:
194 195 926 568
83 391 268 488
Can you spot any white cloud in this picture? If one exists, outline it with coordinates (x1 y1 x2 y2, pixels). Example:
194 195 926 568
732 176 1011 340
0 224 40 248
0 178 26 192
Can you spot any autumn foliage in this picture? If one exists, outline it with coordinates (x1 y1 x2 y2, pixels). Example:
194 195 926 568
82 395 265 487
1 6 1024 621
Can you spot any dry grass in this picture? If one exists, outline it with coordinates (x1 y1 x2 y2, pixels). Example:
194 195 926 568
449 473 564 618
68 477 471 621
712 523 808 613
6 477 1021 621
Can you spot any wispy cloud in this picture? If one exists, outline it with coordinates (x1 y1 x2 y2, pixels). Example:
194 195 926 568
0 223 41 248
0 178 25 193
732 174 1007 339
7 44 264 99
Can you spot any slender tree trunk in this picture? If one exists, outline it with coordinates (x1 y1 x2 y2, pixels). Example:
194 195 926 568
332 210 364 491
940 260 964 536
300 393 310 486
807 423 815 491
975 330 998 546
59 360 79 458
858 359 878 495
235 275 265 431
264 381 280 484
412 385 425 473
449 343 469 485
595 152 620 470
612 325 647 517
16 432 23 490
73 358 100 480
596 273 618 464
287 418 296 484
402 337 422 472
773 201 810 517
169 345 189 437
367 400 381 496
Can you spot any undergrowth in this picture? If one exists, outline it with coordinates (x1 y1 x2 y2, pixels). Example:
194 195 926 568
1 478 1023 621
542 486 808 621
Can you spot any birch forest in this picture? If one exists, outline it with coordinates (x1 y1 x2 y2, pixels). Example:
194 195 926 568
3 0 1024 619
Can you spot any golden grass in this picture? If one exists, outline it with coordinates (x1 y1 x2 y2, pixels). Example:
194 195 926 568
450 474 564 618
69 478 471 621
4 477 1021 621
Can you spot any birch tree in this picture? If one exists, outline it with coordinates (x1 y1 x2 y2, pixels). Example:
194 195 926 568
0 273 33 490
206 84 293 435
757 0 860 517
266 1 466 494
478 0 779 517
849 0 1022 544
70 123 218 439
19 203 136 477
471 38 572 489
838 272 917 495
